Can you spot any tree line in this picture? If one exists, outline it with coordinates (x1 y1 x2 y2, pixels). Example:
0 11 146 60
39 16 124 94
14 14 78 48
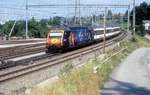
0 2 150 38
0 16 61 38
130 2 150 36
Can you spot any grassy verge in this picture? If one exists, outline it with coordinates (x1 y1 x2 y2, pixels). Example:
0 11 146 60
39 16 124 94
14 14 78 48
27 35 150 95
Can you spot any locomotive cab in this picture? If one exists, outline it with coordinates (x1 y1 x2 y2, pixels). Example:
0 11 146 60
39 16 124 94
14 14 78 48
46 29 64 52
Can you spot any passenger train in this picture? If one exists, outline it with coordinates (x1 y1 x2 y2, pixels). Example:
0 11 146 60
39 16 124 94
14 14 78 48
46 26 121 53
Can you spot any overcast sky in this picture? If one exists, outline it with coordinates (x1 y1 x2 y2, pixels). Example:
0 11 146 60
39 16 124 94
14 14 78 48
0 0 149 23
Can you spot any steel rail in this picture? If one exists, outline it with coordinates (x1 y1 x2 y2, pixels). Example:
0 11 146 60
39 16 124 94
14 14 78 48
0 46 45 60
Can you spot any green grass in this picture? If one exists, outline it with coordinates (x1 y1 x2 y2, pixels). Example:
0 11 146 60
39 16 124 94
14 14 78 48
27 35 150 95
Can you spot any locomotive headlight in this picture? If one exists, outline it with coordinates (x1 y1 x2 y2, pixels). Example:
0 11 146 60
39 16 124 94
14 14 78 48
64 39 67 41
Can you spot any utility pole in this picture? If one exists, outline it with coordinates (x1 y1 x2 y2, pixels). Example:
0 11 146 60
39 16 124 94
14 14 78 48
121 14 124 29
103 7 107 53
9 21 17 39
128 5 130 32
78 0 82 26
91 13 94 26
26 0 29 39
74 0 77 25
133 0 135 35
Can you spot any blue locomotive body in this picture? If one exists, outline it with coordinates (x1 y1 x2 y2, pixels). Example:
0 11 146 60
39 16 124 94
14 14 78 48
46 26 94 52
69 27 94 46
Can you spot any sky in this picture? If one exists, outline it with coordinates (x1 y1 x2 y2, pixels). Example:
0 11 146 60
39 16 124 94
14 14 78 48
0 0 150 23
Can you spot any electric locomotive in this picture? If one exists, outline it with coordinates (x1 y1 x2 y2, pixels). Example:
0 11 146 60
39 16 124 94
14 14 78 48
46 26 94 53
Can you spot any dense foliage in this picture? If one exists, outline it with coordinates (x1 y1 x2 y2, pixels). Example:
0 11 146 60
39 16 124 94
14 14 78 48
130 2 150 36
0 16 62 38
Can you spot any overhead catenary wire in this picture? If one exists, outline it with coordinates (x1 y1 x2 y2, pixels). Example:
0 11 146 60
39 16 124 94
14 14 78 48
0 0 132 38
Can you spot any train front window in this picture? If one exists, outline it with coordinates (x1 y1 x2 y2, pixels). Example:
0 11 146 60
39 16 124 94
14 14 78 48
49 32 63 38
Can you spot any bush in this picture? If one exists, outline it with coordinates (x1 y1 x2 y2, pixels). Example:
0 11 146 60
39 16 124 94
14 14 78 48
135 25 145 36
59 62 74 77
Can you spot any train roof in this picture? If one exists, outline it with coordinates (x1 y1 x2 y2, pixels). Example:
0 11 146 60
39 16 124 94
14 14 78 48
112 27 120 29
94 27 120 31
48 25 93 31
69 26 92 30
94 27 112 31
94 28 104 31
48 25 70 30
48 26 120 33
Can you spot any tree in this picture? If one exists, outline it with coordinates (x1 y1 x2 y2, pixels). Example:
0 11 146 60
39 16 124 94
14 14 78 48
0 16 62 38
0 24 3 36
107 10 113 20
13 20 25 36
2 21 14 36
40 19 48 27
123 10 128 22
130 2 150 36
52 16 61 26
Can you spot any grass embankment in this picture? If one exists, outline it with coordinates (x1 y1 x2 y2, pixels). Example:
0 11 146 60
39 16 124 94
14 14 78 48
27 35 150 95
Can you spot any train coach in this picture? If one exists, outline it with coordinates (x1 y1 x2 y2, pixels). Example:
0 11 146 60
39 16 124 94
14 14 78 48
46 26 121 53
93 27 121 41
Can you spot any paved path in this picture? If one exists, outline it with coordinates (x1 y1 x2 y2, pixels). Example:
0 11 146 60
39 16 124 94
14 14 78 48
145 35 150 40
101 48 150 95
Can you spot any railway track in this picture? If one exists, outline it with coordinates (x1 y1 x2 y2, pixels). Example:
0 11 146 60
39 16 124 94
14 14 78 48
0 39 45 45
0 31 127 82
0 43 45 60
0 46 45 60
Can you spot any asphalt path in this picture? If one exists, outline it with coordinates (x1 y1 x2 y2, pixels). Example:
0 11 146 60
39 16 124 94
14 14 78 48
101 48 150 95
